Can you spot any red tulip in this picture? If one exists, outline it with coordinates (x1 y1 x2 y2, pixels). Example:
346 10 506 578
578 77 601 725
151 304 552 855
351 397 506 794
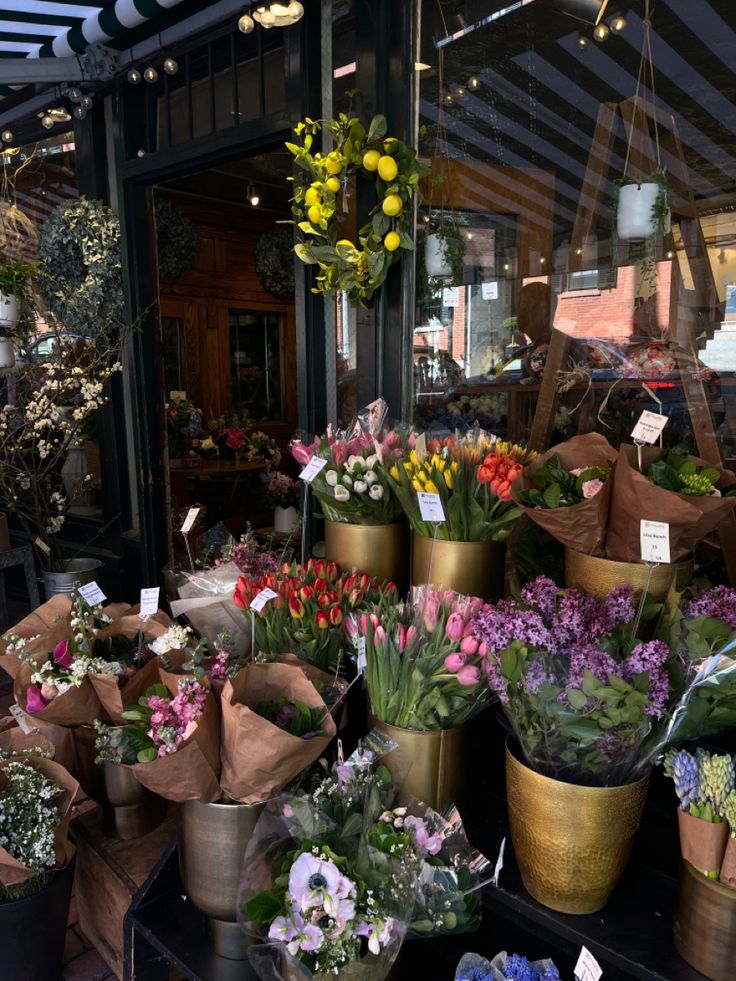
289 595 305 619
300 585 314 601
329 606 343 626
315 610 330 630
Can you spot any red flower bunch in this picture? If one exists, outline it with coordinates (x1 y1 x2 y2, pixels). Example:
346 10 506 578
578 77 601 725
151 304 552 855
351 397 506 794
221 427 246 450
477 444 527 501
234 558 399 672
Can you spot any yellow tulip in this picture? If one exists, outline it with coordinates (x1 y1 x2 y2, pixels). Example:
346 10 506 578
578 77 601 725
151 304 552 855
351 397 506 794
417 470 427 485
389 465 400 482
409 449 419 468
430 453 443 470
425 480 439 494
451 461 459 475
444 469 454 489
403 461 414 475
412 478 423 492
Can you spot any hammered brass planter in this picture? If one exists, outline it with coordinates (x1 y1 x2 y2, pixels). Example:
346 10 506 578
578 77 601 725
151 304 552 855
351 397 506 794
324 520 409 592
505 744 649 914
411 534 505 600
370 717 466 813
101 762 165 840
178 799 265 960
564 548 693 602
674 860 736 981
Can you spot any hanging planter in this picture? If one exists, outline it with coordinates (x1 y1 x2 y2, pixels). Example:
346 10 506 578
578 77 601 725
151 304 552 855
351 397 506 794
425 232 452 278
616 176 670 242
0 336 14 370
0 293 19 325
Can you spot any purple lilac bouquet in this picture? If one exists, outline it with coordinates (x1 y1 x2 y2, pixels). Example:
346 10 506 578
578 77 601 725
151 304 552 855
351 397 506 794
471 576 671 786
667 585 736 661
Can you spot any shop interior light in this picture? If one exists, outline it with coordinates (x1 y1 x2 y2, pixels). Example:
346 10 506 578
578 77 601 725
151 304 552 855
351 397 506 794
593 22 610 41
555 0 610 25
247 184 260 206
576 34 589 50
468 75 480 90
609 13 627 32
252 2 305 28
238 13 255 33
73 106 87 121
81 95 94 110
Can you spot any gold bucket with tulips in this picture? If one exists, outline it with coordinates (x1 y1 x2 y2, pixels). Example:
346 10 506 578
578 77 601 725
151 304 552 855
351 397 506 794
388 436 534 600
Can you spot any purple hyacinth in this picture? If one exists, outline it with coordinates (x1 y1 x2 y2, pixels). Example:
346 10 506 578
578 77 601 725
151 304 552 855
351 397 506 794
664 749 700 811
686 586 736 630
501 953 561 981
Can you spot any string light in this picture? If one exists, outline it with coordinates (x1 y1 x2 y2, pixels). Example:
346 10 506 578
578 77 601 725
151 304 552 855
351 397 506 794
127 68 142 84
1 129 13 143
238 13 255 33
247 184 260 206
163 57 179 75
81 95 93 110
610 14 627 33
72 106 87 120
577 35 589 51
67 87 82 103
143 66 159 83
593 23 610 41
468 76 480 91
41 114 55 130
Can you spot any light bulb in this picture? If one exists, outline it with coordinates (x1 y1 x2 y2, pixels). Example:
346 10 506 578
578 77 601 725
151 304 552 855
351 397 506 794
577 35 589 51
288 1 304 17
593 23 610 42
81 94 93 110
41 114 55 130
73 106 87 120
610 15 627 33
444 92 453 105
127 68 142 84
250 194 260 206
1 129 13 143
468 76 480 91
455 85 466 99
67 87 82 102
143 66 158 83
163 58 178 75
238 13 255 33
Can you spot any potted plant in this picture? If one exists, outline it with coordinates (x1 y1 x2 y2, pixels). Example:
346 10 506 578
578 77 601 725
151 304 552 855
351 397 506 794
260 470 301 533
425 214 465 282
0 250 34 369
614 170 671 242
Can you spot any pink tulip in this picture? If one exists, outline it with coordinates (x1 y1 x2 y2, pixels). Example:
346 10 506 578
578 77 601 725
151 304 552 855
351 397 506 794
26 687 49 714
397 624 407 652
291 441 313 465
444 652 467 673
405 626 418 647
53 639 73 669
478 641 488 657
422 598 439 631
460 635 479 656
375 626 386 645
457 665 481 686
383 431 400 449
333 442 348 467
445 613 465 642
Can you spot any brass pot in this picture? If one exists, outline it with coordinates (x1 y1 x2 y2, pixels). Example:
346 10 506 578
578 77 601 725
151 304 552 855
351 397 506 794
674 860 736 981
369 717 466 813
178 798 265 960
325 520 409 591
564 548 693 602
505 743 649 914
411 534 505 600
101 762 165 840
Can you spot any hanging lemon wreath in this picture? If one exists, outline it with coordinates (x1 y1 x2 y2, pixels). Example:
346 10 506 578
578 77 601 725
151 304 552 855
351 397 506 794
287 113 427 306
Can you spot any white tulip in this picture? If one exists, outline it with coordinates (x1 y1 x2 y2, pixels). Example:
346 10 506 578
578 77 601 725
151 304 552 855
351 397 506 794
369 484 384 501
334 485 351 501
364 470 377 485
353 479 368 494
365 453 379 469
325 470 338 486
342 474 353 488
347 455 362 472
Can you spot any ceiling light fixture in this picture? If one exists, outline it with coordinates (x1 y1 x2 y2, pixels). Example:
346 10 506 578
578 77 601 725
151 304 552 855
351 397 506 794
247 184 260 206
593 22 610 41
609 14 627 32
238 13 255 33
252 2 305 29
555 0 610 26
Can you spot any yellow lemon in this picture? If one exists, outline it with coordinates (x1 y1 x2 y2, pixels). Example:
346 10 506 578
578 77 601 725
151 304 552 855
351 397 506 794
363 149 381 171
383 138 398 151
325 176 341 193
307 205 322 225
384 230 400 252
336 239 354 249
382 194 402 217
325 153 342 175
304 187 320 206
377 155 398 182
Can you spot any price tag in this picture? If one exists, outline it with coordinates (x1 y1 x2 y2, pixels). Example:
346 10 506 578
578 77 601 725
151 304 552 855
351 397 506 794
574 946 603 981
418 492 446 523
299 456 328 483
34 538 51 556
492 836 506 886
631 409 667 444
356 636 367 674
9 704 36 734
78 581 107 607
337 739 344 765
250 588 278 612
640 520 671 564
180 507 200 535
169 390 187 402
139 587 160 617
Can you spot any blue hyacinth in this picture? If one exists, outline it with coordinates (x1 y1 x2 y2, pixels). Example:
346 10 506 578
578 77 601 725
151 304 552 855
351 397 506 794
502 953 561 981
664 749 700 811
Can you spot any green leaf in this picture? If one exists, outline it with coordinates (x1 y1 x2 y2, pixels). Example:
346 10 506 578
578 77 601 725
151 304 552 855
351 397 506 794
372 213 390 236
245 892 283 924
567 688 588 710
367 115 388 142
543 483 561 508
136 746 157 763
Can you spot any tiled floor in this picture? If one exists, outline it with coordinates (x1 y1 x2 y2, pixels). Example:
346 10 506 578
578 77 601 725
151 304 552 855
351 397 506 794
63 898 116 980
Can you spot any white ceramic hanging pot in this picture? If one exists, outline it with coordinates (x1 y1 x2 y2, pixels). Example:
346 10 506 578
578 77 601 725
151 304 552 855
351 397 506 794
0 337 15 369
0 293 19 325
273 505 299 534
617 182 661 241
425 233 452 278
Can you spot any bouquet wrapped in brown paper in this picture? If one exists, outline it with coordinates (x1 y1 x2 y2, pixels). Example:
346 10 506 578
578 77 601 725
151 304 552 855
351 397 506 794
94 663 221 803
220 661 337 804
1 595 73 680
606 445 736 562
0 744 79 894
512 433 617 557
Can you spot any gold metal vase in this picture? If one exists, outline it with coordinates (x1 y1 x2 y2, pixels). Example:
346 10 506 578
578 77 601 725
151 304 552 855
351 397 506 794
411 533 505 600
324 519 409 592
102 761 165 840
674 860 736 981
564 548 693 602
369 717 466 813
505 743 649 914
178 798 265 960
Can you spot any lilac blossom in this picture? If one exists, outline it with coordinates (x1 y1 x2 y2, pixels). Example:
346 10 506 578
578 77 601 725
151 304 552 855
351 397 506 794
623 641 670 717
686 586 736 630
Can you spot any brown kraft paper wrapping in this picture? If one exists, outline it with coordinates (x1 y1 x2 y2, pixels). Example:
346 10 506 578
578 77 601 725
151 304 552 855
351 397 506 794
0 726 56 759
0 756 79 887
220 662 337 805
0 596 74 679
720 836 736 889
14 663 102 727
678 809 729 876
511 433 618 557
606 446 736 563
273 653 350 730
123 670 221 803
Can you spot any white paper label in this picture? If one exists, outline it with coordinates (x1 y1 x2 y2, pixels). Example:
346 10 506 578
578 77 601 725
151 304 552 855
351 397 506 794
337 739 344 765
415 432 428 462
418 492 446 523
9 704 36 734
170 390 187 402
139 587 160 617
631 409 667 444
78 581 106 607
34 537 51 555
356 636 367 674
180 507 200 535
299 456 328 483
575 946 603 981
481 280 499 300
442 286 460 307
640 520 671 564
250 587 278 612
492 836 506 886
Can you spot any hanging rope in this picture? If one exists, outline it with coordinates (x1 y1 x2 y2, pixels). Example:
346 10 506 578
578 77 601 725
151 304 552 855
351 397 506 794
623 0 661 179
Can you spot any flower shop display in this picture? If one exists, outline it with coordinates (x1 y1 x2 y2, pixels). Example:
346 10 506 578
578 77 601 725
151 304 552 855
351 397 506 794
0 737 79 981
261 469 301 533
233 558 399 673
455 951 560 981
291 403 409 588
356 587 494 809
388 431 532 598
238 735 490 978
288 113 426 306
166 397 203 459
